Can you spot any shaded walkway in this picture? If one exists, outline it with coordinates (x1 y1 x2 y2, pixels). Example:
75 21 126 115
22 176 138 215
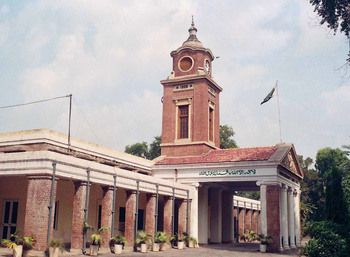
0 242 302 257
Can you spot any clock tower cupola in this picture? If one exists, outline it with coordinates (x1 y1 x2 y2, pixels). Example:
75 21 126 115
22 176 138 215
160 20 223 157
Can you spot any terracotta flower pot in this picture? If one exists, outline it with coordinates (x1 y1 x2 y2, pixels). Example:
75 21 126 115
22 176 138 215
160 242 166 251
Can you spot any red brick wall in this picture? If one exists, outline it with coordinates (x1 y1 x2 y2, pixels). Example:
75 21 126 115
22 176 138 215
252 210 257 233
160 47 221 157
100 186 113 248
24 175 57 251
172 50 213 77
71 181 87 250
178 200 187 234
238 208 245 237
245 209 251 231
266 185 281 252
145 194 156 237
161 143 215 157
125 191 136 246
163 196 173 237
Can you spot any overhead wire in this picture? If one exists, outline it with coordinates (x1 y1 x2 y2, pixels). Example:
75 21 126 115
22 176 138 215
0 95 70 109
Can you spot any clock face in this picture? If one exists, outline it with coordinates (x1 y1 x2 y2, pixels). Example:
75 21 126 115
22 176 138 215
205 60 210 73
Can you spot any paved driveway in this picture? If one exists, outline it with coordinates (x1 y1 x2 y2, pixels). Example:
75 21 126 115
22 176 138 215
100 243 299 257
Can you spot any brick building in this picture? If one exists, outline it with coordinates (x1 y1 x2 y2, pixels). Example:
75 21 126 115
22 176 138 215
0 21 302 254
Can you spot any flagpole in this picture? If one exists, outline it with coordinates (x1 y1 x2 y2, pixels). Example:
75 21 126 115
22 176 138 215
276 80 282 143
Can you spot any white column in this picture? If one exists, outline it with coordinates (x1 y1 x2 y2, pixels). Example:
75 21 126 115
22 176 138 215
260 184 267 235
198 185 208 244
287 187 296 248
190 184 199 243
209 188 222 243
281 185 289 249
294 190 301 247
222 191 233 243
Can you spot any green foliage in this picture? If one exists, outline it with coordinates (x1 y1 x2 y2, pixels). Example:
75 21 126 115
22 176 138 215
135 231 152 245
1 230 36 251
300 221 350 257
170 232 186 242
240 229 259 242
125 136 161 160
154 232 167 243
309 0 350 64
316 147 347 179
220 125 238 149
236 191 260 200
49 238 65 253
257 234 273 245
90 226 109 246
182 232 197 246
315 148 349 225
149 136 161 160
110 235 127 245
125 142 149 159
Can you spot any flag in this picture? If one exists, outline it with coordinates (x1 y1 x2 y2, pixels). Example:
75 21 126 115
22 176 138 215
261 84 278 105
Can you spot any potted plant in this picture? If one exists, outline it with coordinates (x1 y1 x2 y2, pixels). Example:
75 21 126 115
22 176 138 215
48 238 65 257
23 235 36 257
135 231 152 253
154 231 167 251
183 232 197 248
89 226 109 256
110 235 126 255
170 232 186 250
1 230 35 257
258 234 272 253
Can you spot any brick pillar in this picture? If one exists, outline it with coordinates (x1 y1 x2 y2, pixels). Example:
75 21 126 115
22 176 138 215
178 199 187 234
24 175 57 251
163 196 173 237
125 191 137 246
266 184 281 252
258 210 261 234
100 186 113 248
238 208 245 237
245 209 251 231
252 210 257 232
71 181 87 251
145 194 156 237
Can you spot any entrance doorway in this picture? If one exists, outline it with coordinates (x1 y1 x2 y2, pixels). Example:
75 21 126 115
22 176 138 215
2 200 18 239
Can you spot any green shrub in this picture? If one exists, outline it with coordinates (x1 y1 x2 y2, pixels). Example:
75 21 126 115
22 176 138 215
300 221 349 257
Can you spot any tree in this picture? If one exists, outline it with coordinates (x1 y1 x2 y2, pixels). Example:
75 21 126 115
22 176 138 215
149 136 161 160
125 141 150 159
125 136 161 160
315 147 349 224
220 125 238 149
309 0 350 64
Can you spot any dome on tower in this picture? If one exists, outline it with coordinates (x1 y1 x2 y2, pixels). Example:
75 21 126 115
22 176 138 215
182 19 204 48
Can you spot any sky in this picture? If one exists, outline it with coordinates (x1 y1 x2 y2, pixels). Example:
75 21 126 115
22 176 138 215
0 0 349 162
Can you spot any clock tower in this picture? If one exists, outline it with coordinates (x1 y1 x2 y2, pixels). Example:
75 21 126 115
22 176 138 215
160 20 223 157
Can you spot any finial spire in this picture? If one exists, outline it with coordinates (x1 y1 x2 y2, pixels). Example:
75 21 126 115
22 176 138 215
182 16 203 48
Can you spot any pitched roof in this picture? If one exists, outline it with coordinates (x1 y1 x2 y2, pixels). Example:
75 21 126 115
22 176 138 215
155 146 277 165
